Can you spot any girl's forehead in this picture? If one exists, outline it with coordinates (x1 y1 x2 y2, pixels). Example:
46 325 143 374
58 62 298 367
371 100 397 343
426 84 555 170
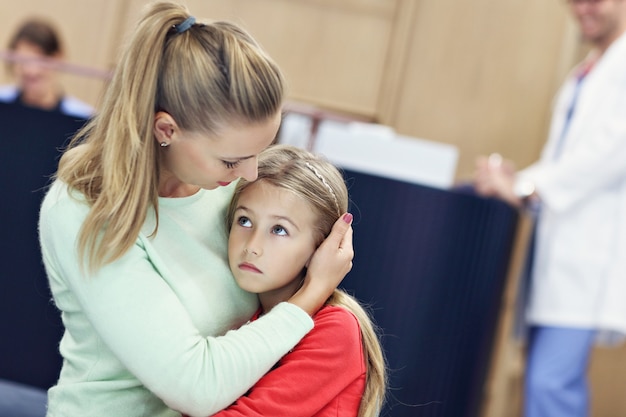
239 181 309 211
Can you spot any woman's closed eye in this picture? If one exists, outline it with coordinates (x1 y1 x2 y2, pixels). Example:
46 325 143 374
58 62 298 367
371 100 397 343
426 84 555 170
223 160 242 169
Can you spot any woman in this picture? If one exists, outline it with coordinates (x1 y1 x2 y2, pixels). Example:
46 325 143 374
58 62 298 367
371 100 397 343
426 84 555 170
38 2 353 417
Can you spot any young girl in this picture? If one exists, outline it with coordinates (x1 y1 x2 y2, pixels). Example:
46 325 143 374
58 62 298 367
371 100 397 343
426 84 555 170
214 144 386 417
38 2 353 417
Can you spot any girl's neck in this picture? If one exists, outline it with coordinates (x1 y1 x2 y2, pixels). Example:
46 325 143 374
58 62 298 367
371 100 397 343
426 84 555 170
258 276 305 314
258 295 284 315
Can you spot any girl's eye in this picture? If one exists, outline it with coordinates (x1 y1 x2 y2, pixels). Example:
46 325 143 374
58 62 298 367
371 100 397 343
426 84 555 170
223 160 241 169
271 225 288 236
237 216 252 228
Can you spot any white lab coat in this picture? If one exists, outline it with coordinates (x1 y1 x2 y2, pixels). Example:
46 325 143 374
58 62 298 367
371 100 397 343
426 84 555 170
519 31 626 335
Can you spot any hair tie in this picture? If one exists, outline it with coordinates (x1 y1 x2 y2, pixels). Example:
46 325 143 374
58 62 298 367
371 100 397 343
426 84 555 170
174 16 196 34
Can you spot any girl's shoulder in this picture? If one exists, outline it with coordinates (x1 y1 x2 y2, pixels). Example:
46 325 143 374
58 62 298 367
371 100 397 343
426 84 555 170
313 304 361 334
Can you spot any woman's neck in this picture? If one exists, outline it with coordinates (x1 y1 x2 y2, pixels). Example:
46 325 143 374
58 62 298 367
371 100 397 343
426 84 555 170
157 172 200 198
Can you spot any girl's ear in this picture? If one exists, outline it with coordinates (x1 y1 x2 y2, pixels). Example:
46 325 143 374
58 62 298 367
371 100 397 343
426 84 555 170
153 111 178 146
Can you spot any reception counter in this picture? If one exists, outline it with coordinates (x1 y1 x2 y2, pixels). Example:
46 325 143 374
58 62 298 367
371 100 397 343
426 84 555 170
1 103 520 417
339 169 519 417
0 102 87 389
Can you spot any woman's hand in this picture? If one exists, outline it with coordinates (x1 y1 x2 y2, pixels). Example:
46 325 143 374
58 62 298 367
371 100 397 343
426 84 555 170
287 213 354 316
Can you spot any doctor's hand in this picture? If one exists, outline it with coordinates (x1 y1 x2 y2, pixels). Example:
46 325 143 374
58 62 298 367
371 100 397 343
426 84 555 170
474 154 522 207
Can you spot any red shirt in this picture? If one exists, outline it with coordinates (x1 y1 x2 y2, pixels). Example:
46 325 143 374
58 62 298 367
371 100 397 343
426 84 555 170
210 305 366 416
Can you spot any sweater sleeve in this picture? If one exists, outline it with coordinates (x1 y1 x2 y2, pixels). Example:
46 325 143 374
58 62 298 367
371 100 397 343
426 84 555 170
208 306 366 417
39 184 314 416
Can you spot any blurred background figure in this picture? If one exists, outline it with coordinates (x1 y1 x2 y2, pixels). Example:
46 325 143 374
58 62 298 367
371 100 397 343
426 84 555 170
0 15 93 417
475 1 626 416
0 17 93 118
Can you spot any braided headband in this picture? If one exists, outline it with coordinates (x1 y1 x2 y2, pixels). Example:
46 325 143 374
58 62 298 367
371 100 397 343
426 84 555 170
174 16 196 33
305 162 340 216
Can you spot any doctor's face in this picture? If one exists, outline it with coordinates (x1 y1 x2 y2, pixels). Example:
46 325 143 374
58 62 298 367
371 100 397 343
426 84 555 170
11 40 58 103
568 0 626 50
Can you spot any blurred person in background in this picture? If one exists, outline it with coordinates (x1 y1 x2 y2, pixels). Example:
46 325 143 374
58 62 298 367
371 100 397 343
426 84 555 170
475 1 626 416
0 17 93 118
0 16 92 417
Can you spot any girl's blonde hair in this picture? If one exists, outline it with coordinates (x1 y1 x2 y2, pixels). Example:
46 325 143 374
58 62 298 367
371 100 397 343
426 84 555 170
228 144 387 417
56 1 284 271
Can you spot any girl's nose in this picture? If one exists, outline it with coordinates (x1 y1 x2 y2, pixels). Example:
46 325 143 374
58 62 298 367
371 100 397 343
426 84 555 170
244 230 263 256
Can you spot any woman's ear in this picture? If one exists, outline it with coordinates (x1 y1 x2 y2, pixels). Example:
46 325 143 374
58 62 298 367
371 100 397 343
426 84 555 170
153 111 178 146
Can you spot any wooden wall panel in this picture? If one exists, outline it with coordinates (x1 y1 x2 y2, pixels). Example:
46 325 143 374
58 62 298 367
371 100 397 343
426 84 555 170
118 0 399 118
590 345 626 416
0 0 581 178
384 0 578 179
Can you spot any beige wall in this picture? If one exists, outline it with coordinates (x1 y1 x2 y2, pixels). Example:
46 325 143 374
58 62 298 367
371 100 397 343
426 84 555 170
384 0 581 179
2 1 620 416
0 0 582 178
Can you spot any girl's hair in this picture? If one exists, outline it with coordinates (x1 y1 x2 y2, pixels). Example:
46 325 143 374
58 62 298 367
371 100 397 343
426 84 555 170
56 1 285 272
228 144 386 417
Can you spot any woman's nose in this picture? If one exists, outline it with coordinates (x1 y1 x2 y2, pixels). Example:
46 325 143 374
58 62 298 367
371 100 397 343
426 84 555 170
236 158 258 182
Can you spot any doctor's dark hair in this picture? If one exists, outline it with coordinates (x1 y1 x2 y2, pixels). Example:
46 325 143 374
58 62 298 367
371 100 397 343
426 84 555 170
227 144 386 417
56 1 285 272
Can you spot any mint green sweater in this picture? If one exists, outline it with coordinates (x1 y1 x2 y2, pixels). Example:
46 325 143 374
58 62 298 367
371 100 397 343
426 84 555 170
39 181 313 417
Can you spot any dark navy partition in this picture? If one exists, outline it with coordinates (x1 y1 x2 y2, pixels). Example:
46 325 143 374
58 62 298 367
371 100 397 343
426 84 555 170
1 101 519 414
0 102 87 389
340 169 519 417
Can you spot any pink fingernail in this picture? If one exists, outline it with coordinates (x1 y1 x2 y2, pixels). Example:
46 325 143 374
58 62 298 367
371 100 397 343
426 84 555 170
342 213 353 223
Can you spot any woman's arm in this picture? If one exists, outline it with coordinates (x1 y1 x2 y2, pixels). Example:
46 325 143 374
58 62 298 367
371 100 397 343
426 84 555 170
39 185 313 416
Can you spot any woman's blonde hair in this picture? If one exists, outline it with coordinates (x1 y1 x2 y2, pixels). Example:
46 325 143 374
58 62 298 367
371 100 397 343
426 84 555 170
228 144 386 417
57 1 284 271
